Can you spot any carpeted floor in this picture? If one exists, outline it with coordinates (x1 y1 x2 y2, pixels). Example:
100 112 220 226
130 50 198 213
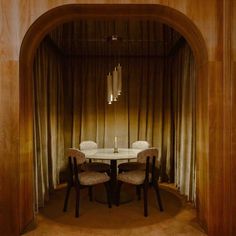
24 184 206 236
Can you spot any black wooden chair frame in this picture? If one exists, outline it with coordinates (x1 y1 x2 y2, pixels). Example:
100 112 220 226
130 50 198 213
116 155 163 217
63 156 112 217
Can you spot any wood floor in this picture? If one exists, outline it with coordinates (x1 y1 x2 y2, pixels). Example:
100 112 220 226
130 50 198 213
24 184 206 236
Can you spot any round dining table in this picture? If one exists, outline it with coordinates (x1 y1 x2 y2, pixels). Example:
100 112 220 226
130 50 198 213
82 148 141 203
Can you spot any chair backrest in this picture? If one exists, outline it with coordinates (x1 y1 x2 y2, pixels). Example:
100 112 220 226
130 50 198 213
137 148 159 182
132 140 149 149
137 148 158 165
67 148 86 165
80 141 98 150
66 148 86 185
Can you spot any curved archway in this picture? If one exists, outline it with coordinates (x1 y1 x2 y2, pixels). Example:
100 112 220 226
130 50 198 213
19 4 209 233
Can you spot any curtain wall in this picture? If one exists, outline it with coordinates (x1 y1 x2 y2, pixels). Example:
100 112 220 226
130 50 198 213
169 44 196 201
33 38 196 208
33 40 65 209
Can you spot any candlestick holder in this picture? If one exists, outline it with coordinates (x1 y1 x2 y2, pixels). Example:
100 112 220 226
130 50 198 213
113 147 119 153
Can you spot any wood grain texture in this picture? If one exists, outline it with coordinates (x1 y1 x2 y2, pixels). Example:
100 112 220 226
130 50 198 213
186 0 220 61
208 61 225 235
231 0 236 61
0 1 20 59
231 1 236 235
19 62 34 232
0 61 20 236
17 3 208 235
232 63 236 236
195 62 209 231
222 1 232 235
0 1 234 235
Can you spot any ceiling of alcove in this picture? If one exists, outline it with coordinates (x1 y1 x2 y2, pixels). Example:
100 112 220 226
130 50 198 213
47 19 183 57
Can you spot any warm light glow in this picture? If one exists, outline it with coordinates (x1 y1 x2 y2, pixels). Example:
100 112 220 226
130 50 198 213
117 63 122 96
107 64 122 104
107 72 113 104
113 67 118 100
114 136 118 153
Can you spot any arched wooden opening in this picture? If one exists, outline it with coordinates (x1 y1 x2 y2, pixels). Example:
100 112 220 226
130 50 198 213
19 4 208 233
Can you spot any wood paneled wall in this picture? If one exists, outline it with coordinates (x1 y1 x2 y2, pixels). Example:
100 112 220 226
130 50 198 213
0 1 234 236
231 0 236 235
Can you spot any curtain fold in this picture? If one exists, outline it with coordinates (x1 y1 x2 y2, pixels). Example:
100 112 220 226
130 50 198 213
67 56 165 149
171 44 196 201
33 27 196 208
63 47 196 201
33 40 64 210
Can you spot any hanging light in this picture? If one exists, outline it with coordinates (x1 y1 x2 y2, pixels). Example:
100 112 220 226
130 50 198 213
107 72 113 104
117 63 122 96
107 64 122 104
106 35 122 104
113 67 118 101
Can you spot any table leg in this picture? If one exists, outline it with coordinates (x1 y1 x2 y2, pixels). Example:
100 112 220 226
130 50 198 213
110 159 117 199
95 159 133 204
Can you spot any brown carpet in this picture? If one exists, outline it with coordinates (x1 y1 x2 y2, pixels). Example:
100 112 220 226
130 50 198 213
24 184 206 236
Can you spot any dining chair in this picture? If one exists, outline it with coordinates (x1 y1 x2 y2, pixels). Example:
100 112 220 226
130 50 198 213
116 148 163 217
79 141 110 174
118 140 149 172
63 148 111 217
79 141 111 201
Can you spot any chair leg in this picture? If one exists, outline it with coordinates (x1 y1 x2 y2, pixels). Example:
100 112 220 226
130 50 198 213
104 182 112 208
143 183 148 217
106 169 111 176
116 181 123 206
75 187 80 218
136 185 141 200
153 181 163 211
88 186 93 201
63 184 71 212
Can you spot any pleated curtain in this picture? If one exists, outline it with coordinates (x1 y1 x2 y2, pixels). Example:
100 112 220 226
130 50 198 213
33 24 196 209
33 41 65 209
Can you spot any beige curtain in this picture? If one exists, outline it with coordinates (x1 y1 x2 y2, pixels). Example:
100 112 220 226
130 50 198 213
33 40 65 209
171 44 196 201
65 45 195 202
68 56 165 149
33 26 196 208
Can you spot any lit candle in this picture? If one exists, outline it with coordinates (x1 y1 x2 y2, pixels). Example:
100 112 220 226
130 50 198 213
114 136 118 149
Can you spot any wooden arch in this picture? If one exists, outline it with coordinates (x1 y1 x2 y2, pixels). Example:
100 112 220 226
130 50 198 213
19 4 208 233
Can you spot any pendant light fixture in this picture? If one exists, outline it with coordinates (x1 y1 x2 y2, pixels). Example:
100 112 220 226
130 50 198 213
106 35 122 104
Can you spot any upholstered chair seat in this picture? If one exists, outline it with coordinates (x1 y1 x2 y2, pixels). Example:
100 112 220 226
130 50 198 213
63 148 112 217
118 140 149 172
79 171 110 186
116 148 163 217
81 162 111 172
80 141 110 173
117 170 151 185
118 162 145 172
